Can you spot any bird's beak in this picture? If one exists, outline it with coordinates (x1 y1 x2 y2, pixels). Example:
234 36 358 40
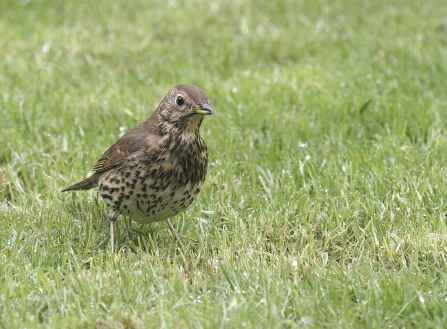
193 103 214 115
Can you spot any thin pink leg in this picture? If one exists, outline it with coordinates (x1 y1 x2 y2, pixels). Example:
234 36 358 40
165 219 186 257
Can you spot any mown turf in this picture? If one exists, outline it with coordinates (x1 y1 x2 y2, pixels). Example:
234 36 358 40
1 0 447 328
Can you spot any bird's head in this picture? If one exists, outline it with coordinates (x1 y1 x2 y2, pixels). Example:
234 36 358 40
156 84 214 132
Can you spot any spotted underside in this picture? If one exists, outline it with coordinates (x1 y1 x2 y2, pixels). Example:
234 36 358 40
98 128 208 224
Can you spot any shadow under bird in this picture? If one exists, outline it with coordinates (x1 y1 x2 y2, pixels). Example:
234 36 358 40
62 84 214 253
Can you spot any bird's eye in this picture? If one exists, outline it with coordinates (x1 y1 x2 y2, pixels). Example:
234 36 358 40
176 95 184 106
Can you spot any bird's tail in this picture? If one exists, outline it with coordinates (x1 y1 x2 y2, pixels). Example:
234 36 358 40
62 172 102 192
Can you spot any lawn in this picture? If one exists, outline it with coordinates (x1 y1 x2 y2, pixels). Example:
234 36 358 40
1 0 447 327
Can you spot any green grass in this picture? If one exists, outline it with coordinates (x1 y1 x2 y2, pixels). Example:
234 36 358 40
1 0 447 327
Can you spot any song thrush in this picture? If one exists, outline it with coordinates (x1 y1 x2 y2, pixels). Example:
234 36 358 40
62 84 213 253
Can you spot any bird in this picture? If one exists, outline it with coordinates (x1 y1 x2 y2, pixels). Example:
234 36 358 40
62 84 214 253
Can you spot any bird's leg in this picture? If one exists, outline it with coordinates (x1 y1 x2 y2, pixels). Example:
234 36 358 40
109 210 119 253
165 219 186 257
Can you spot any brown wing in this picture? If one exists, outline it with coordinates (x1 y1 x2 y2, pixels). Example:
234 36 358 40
92 125 161 172
62 125 161 192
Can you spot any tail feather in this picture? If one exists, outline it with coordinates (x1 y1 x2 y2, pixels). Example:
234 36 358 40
62 172 102 192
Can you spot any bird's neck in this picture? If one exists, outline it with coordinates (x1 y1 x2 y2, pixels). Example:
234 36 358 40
163 115 203 135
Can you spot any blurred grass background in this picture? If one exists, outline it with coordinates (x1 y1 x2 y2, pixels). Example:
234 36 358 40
1 0 447 327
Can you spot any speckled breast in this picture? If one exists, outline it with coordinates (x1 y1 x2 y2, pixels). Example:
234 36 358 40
98 134 208 224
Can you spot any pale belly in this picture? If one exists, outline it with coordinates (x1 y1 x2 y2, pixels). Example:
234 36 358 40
124 181 202 223
100 179 203 224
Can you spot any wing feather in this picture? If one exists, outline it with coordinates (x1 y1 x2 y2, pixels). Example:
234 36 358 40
92 126 161 172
